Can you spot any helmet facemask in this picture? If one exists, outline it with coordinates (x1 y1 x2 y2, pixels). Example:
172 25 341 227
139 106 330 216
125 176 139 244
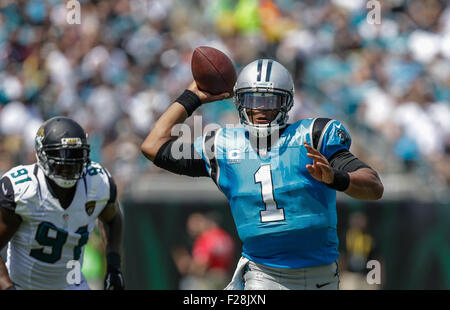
235 90 293 137
36 139 90 188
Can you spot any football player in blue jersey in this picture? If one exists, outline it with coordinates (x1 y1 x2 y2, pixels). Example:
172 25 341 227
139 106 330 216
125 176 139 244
141 59 383 290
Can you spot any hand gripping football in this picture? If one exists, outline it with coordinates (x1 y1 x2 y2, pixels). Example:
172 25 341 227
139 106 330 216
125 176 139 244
191 46 237 95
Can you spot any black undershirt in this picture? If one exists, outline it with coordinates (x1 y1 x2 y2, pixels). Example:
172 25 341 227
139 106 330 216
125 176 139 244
45 177 77 210
153 135 372 178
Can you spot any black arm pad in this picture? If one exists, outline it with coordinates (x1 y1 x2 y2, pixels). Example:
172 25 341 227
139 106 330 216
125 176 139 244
153 140 209 177
328 149 372 173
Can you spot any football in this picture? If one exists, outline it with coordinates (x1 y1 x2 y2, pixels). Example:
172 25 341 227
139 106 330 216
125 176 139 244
191 46 237 95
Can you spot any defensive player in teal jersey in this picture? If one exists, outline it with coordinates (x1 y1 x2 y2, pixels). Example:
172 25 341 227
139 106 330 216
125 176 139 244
141 59 383 290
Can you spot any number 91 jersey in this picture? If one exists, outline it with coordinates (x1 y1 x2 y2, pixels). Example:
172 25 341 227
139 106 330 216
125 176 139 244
0 162 115 289
194 119 351 269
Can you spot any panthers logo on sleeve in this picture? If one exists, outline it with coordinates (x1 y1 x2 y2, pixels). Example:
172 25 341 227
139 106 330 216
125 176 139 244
312 118 352 159
337 128 350 146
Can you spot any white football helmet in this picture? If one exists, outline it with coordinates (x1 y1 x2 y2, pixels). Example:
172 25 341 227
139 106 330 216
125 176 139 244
234 59 295 137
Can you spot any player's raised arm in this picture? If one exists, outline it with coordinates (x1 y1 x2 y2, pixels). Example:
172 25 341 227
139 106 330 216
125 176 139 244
141 46 235 162
140 81 230 162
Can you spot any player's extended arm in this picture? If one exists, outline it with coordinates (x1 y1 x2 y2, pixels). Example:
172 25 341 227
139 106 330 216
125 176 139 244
304 143 384 200
99 201 124 290
0 207 22 290
340 168 383 200
141 81 230 161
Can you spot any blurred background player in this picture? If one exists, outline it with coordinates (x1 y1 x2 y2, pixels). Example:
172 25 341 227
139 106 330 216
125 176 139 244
339 211 382 290
141 59 384 290
172 212 236 290
0 117 124 290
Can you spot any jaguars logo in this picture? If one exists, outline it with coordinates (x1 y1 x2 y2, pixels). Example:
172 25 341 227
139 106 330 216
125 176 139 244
35 126 45 148
85 201 96 216
337 129 350 145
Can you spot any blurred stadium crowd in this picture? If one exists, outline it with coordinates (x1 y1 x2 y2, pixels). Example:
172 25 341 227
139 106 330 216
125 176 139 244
0 0 449 196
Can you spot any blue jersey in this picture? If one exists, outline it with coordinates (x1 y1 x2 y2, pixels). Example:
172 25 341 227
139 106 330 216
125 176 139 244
193 118 351 268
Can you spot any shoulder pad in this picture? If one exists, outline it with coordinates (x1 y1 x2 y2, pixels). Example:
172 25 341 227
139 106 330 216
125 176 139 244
311 118 333 149
84 162 115 203
2 165 38 202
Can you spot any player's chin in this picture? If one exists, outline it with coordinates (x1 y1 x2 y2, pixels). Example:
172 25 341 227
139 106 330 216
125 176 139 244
248 115 269 124
255 119 274 125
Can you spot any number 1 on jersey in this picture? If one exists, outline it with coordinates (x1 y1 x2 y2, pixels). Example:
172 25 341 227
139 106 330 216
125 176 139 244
254 165 285 223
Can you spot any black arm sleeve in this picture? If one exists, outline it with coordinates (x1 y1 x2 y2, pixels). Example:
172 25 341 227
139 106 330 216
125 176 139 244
328 149 372 173
153 140 209 177
0 177 16 212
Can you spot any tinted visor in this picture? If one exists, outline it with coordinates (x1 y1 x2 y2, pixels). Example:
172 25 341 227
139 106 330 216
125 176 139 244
240 92 286 110
45 146 89 180
46 147 89 162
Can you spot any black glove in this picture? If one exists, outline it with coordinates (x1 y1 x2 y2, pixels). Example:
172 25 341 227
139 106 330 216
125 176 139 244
104 252 124 290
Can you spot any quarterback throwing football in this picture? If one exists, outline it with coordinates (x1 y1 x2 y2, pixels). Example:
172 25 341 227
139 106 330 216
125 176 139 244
0 117 124 290
141 59 384 290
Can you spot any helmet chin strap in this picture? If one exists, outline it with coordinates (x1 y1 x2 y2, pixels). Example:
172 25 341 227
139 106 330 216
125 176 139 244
241 108 286 137
37 156 82 189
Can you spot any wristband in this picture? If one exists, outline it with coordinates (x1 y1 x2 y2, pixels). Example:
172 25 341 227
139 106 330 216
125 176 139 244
106 252 121 271
326 169 350 192
175 89 202 117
